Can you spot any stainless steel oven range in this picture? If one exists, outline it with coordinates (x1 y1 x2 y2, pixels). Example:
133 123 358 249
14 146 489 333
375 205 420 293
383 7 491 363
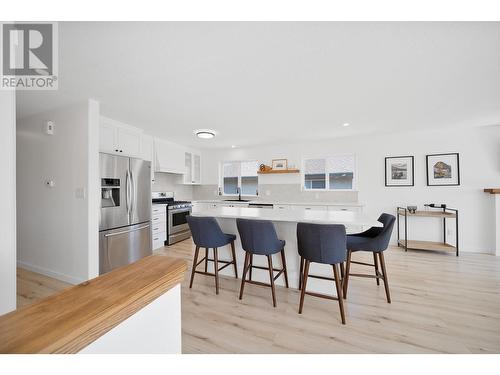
151 192 192 245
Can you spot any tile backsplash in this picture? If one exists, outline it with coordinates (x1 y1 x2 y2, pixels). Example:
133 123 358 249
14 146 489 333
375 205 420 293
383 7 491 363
193 184 358 203
152 172 193 201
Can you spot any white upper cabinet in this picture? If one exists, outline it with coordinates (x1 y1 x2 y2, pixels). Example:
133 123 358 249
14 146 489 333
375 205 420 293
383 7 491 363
99 117 202 179
99 116 143 158
183 150 202 184
141 135 154 162
184 152 192 183
193 153 201 184
154 138 185 174
99 120 117 154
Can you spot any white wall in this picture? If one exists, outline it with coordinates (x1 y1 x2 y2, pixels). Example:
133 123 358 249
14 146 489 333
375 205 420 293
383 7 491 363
17 100 99 284
199 125 500 254
0 91 17 315
87 100 100 279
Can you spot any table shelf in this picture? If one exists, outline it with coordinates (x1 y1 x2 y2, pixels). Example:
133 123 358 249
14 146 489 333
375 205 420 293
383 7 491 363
397 206 459 256
397 240 457 252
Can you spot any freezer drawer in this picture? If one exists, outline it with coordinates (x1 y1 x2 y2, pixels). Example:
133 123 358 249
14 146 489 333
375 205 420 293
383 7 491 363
99 221 152 274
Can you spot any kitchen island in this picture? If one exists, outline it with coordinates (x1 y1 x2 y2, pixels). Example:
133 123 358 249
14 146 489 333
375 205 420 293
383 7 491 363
191 206 382 293
0 255 186 354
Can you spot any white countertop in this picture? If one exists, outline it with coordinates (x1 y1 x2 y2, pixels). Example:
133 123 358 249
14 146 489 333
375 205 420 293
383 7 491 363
192 199 364 207
192 206 381 227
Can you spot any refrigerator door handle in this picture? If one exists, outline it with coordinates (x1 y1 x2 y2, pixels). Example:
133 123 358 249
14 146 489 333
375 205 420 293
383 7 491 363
126 169 131 218
130 170 135 216
103 224 150 238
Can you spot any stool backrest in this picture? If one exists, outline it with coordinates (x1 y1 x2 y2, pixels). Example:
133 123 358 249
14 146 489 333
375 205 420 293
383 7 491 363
236 218 283 255
297 223 347 264
360 213 396 251
186 216 226 248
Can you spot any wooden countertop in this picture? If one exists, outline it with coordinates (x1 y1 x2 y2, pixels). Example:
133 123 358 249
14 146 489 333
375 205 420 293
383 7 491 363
0 255 187 354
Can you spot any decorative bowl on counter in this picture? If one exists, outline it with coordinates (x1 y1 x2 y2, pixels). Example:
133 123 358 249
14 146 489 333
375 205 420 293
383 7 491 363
407 205 417 214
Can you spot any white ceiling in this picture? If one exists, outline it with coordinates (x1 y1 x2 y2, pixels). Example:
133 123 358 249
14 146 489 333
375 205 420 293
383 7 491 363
17 22 500 149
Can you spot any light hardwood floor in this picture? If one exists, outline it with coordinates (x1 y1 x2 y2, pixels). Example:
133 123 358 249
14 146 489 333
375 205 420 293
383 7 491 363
16 240 500 353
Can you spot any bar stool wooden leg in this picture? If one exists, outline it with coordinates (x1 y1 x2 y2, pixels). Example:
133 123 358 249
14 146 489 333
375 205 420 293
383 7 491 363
299 256 304 290
204 247 209 273
343 250 352 299
378 251 391 303
239 252 250 300
373 253 380 285
249 254 253 281
267 255 277 307
189 246 200 288
333 264 346 324
214 247 220 295
230 241 238 279
298 260 310 314
280 249 289 288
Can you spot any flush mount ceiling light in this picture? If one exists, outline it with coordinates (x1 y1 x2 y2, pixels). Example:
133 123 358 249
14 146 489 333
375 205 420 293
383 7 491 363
342 123 350 127
194 129 217 139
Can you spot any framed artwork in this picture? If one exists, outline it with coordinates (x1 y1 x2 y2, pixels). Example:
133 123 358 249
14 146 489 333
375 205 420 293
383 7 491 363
426 153 460 186
272 159 288 170
385 156 414 186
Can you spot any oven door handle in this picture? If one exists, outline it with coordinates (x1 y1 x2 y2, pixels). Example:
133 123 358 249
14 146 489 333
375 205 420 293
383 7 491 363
169 208 192 214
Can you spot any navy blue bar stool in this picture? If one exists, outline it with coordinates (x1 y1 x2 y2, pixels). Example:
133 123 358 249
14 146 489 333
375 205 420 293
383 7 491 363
186 216 238 295
236 218 289 307
297 223 347 324
343 213 396 303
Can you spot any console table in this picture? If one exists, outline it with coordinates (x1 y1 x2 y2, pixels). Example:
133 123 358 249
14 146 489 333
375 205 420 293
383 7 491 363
397 207 459 256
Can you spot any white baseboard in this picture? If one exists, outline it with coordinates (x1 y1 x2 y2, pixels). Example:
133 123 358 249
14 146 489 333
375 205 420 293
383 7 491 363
17 260 85 285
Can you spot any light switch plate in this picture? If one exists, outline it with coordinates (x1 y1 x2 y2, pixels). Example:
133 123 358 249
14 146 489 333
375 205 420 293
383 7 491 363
75 187 86 199
44 120 55 135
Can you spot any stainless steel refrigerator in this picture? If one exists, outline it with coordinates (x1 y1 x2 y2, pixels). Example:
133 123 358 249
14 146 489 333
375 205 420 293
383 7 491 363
99 153 152 274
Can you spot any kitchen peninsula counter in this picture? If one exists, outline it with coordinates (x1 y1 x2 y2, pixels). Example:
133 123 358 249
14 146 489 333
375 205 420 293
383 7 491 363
0 255 187 354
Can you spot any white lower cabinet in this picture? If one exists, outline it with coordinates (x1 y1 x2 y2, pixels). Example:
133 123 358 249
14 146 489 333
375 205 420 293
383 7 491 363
151 205 167 249
220 203 249 208
274 204 291 210
152 232 167 250
291 205 328 211
327 205 362 212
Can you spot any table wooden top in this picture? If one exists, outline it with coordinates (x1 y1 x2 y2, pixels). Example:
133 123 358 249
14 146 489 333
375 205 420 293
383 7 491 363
0 255 187 353
484 188 500 194
397 209 456 218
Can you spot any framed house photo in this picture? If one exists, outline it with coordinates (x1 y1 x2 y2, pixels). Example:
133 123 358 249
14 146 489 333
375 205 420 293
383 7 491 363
271 159 288 170
385 156 414 187
426 153 460 186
